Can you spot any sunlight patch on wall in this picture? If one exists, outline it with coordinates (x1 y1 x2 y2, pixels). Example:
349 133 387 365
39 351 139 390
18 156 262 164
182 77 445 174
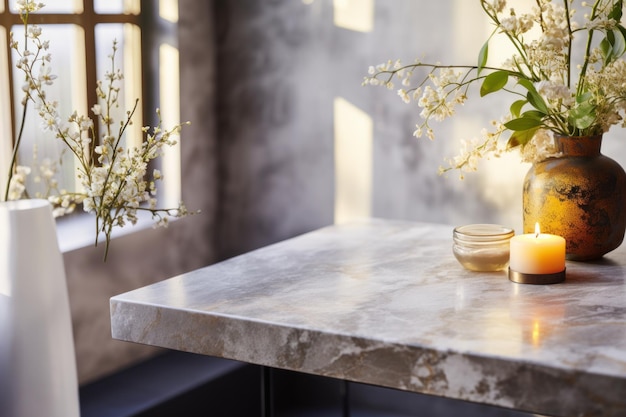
159 43 182 207
334 97 373 224
333 0 374 33
479 153 528 231
452 0 488 62
159 0 178 23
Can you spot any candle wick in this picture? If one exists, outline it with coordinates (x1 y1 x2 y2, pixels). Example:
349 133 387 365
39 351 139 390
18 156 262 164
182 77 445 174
535 231 539 238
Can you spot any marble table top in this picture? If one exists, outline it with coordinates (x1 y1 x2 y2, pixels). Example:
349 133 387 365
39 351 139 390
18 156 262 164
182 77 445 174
110 219 626 417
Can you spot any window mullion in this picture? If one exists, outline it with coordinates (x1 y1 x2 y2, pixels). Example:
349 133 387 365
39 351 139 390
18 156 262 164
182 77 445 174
82 5 99 163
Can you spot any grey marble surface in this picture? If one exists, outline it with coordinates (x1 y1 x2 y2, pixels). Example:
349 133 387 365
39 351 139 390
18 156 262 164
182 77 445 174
111 219 626 417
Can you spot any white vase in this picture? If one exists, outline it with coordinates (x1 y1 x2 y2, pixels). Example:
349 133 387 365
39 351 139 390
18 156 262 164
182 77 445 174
0 199 80 417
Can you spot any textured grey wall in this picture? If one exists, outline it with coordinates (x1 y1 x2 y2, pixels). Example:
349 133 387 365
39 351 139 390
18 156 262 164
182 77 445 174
212 0 524 261
214 1 336 259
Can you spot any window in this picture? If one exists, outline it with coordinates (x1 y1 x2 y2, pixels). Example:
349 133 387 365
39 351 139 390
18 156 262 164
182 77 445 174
1 0 184 251
0 0 143 200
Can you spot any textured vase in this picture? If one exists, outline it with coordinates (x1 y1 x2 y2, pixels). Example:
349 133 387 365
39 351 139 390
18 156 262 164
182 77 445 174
523 135 626 261
0 199 79 417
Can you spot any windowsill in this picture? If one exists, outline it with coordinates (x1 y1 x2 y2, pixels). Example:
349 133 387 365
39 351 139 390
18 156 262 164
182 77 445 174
56 210 157 254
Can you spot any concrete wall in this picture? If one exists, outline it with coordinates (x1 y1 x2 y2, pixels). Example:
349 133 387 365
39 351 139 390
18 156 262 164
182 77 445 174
212 0 526 261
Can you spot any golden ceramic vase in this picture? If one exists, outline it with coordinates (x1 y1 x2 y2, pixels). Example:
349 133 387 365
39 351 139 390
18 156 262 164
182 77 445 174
523 135 626 261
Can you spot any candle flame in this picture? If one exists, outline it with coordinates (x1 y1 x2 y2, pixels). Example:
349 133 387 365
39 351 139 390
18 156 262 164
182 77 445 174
534 222 540 238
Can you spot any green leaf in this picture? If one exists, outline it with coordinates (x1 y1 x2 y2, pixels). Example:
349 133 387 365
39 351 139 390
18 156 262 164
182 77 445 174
510 99 527 118
600 28 626 64
480 70 508 97
477 41 489 75
516 78 549 113
609 0 623 21
517 78 535 92
507 128 539 149
619 25 626 44
521 110 546 119
568 100 596 130
526 90 549 114
576 91 593 104
600 36 613 62
527 93 548 114
612 28 626 59
504 116 543 131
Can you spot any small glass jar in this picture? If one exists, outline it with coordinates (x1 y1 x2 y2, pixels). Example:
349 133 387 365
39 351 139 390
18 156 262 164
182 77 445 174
453 224 514 272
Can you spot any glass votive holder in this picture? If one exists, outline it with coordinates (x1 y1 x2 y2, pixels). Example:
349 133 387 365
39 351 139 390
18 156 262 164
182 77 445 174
453 224 515 272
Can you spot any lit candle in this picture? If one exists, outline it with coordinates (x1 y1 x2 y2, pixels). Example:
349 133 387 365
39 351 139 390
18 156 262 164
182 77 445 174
509 223 566 274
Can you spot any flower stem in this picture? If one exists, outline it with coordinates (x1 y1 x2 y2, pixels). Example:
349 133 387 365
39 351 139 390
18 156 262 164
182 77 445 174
577 0 602 96
4 11 33 201
3 102 30 201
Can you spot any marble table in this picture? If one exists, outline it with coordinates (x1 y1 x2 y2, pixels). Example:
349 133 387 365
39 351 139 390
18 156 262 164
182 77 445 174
110 219 626 417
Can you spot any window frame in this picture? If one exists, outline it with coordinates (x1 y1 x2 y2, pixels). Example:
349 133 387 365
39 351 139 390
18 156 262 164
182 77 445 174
0 0 143 149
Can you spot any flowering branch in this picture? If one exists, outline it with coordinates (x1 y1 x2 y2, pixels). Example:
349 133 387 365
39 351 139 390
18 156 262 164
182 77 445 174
4 0 196 260
364 0 626 176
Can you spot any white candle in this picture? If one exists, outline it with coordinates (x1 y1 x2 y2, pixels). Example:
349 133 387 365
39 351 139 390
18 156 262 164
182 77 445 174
509 223 566 274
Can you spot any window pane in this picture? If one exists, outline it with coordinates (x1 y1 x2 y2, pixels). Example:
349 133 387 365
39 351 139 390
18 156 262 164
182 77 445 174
95 23 142 149
159 43 181 206
9 0 82 14
95 24 127 148
94 0 140 14
11 24 84 196
94 0 123 14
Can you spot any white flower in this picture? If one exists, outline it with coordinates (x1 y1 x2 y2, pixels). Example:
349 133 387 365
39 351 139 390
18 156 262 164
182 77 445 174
8 180 26 200
536 80 573 105
27 25 42 38
397 89 410 104
39 158 56 180
501 15 519 34
40 112 60 132
521 130 561 163
38 64 57 86
7 166 32 200
80 117 93 131
492 0 506 13
16 0 44 13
